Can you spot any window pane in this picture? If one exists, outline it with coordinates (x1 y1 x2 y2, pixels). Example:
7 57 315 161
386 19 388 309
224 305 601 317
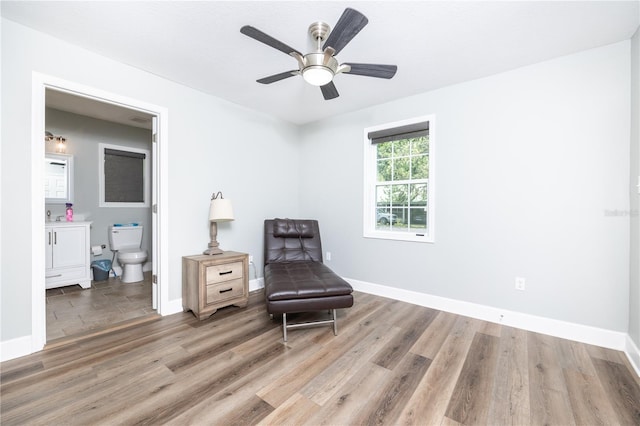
376 184 394 228
376 185 391 207
409 183 427 204
394 139 410 156
409 207 427 228
409 183 427 230
391 184 409 206
376 208 395 227
411 154 429 179
376 141 392 159
411 136 429 155
377 159 392 182
392 206 406 226
393 157 410 180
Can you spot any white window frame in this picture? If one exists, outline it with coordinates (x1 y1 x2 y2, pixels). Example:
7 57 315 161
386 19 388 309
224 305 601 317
363 115 435 243
99 143 150 208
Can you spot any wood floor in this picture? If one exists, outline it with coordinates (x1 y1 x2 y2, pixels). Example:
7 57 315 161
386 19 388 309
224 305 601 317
46 272 154 341
2 290 639 425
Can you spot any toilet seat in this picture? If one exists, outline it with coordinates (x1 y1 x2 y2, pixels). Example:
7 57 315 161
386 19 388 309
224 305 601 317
118 249 148 262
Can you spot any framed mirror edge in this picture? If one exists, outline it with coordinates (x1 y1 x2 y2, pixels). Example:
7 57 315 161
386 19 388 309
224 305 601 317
44 153 74 204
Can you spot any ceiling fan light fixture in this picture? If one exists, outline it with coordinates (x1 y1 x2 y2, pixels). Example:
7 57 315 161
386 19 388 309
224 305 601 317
302 66 334 86
241 8 397 100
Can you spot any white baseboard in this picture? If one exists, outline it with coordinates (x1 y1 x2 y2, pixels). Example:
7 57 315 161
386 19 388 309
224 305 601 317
346 278 628 351
161 279 264 317
625 335 640 377
4 275 635 367
161 298 184 316
250 277 264 292
1 335 33 362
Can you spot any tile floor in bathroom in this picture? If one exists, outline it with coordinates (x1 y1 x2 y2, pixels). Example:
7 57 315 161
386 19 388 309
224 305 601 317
46 271 155 342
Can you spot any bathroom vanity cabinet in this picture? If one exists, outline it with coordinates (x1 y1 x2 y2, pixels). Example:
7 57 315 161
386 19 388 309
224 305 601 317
45 221 92 289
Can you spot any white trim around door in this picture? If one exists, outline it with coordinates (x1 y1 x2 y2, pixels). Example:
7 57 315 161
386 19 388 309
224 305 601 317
31 72 170 354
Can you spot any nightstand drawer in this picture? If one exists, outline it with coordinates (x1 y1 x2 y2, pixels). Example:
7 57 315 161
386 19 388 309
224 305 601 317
206 261 243 284
206 278 245 304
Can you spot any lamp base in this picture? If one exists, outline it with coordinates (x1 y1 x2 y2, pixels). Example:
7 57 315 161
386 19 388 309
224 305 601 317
203 247 224 255
204 221 224 255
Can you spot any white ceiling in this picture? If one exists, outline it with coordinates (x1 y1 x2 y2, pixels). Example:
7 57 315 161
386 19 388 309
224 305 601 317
3 1 639 126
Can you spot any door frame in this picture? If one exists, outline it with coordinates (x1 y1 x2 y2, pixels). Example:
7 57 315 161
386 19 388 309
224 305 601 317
31 72 170 351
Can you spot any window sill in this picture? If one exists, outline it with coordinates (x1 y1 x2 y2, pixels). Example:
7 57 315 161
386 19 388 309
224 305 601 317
363 230 434 243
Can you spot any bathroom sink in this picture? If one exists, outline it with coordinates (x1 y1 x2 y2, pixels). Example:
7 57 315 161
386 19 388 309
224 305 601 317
46 214 86 222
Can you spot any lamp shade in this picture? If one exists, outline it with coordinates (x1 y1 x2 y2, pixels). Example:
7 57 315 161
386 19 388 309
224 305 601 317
209 198 234 222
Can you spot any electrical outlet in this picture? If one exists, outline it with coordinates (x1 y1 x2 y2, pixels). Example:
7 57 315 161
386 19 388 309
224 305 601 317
515 277 526 291
249 255 254 263
326 251 332 261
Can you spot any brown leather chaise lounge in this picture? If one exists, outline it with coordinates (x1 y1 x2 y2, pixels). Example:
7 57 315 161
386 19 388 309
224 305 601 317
263 219 354 341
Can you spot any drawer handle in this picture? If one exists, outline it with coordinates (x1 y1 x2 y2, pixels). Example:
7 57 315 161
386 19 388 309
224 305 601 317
219 288 233 294
46 274 62 278
219 270 233 276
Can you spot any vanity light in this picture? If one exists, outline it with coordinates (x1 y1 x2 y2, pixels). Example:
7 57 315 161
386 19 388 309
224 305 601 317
55 137 66 153
45 131 66 153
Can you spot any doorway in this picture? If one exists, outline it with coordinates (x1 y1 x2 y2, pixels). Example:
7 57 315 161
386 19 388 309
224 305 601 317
31 73 170 351
45 90 154 341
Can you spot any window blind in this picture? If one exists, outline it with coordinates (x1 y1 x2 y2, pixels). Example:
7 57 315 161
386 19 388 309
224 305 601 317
368 122 429 144
104 148 145 203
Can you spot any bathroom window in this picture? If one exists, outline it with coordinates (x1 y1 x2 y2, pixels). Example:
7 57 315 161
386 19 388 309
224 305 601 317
99 143 150 208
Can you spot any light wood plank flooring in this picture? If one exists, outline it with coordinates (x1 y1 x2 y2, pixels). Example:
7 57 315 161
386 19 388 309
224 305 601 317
2 290 639 425
46 272 154 341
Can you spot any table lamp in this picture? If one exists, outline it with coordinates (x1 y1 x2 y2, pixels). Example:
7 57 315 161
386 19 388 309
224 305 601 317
204 191 234 255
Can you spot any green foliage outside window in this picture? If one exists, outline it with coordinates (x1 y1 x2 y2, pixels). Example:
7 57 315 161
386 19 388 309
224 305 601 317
375 136 429 230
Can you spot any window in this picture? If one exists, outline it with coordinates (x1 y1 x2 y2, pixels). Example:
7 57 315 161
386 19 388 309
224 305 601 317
99 143 150 207
363 115 435 242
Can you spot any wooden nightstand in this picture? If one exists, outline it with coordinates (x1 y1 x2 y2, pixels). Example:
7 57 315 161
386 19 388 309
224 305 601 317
182 251 249 320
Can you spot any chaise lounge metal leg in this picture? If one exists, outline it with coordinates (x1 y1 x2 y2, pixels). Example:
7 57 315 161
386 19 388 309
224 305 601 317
280 310 339 342
283 313 287 342
332 309 337 336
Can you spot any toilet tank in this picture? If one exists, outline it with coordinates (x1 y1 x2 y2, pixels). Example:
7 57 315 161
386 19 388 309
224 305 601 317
108 225 143 250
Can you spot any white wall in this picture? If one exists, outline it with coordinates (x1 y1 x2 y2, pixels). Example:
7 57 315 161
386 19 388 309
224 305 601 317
45 108 153 269
299 41 631 332
1 18 300 343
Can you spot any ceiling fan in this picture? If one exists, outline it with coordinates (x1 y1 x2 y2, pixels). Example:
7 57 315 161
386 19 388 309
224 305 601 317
240 8 398 100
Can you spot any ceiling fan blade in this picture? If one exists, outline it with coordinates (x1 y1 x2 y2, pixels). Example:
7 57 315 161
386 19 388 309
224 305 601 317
322 8 368 55
343 63 398 79
240 25 302 56
257 70 299 84
321 82 339 100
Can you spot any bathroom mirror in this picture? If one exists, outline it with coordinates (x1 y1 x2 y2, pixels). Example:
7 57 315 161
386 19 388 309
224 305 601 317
44 153 74 204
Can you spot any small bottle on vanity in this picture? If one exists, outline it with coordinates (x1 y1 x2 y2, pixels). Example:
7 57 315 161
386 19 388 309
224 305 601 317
65 203 73 222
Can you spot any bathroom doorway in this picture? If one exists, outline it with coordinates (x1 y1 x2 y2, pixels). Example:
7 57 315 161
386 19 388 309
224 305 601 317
45 90 154 341
31 73 170 349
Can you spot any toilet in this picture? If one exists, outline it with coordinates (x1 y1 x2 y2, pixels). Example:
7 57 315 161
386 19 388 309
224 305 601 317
108 225 148 283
